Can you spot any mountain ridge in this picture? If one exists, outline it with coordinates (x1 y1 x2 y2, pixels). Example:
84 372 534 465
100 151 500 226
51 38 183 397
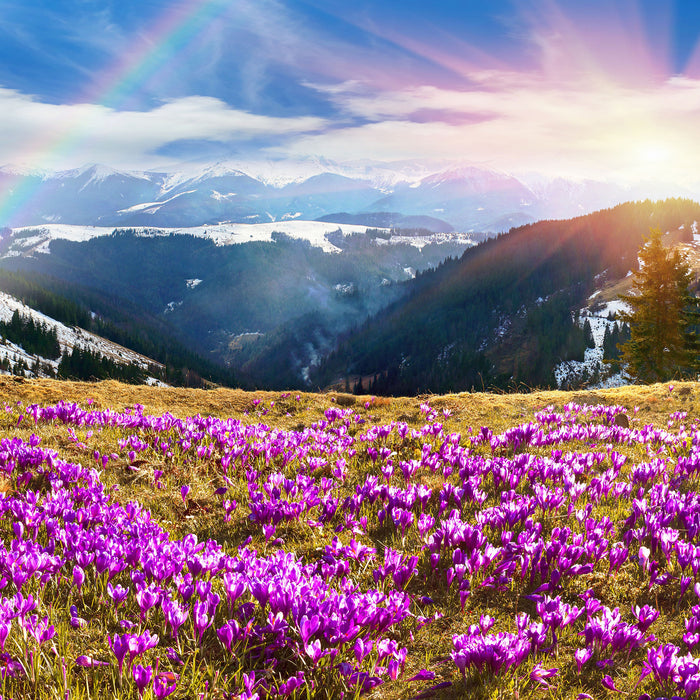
0 160 668 232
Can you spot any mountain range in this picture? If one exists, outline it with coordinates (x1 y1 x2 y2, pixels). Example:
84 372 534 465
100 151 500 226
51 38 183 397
0 155 698 393
0 160 684 232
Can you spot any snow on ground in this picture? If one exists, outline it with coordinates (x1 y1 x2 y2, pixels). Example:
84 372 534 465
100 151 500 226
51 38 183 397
554 299 631 389
377 232 476 251
116 190 197 215
7 223 475 257
11 225 114 255
0 291 163 380
601 299 631 317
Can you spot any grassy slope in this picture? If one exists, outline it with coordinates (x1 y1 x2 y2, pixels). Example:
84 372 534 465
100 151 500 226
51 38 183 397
0 375 685 429
0 376 693 698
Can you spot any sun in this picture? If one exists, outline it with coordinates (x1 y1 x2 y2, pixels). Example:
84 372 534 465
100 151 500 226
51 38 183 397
636 142 672 165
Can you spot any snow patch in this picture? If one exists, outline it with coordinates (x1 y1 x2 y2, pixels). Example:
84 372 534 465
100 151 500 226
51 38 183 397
334 283 355 296
117 189 196 214
164 301 182 314
210 190 238 201
7 222 477 257
389 232 476 251
599 299 631 318
553 304 629 389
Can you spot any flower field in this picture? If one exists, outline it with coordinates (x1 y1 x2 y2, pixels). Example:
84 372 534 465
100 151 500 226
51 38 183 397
0 380 697 698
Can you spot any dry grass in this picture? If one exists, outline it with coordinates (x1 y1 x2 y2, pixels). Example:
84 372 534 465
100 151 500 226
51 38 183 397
0 375 688 433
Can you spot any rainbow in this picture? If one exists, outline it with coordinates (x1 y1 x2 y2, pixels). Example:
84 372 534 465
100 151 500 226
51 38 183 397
0 0 230 226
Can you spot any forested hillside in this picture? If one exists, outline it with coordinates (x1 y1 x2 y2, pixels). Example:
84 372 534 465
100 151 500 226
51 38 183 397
0 268 237 387
1 228 470 388
315 198 700 394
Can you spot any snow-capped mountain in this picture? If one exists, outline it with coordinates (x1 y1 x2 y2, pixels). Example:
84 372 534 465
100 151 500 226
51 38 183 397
0 160 660 232
368 166 539 232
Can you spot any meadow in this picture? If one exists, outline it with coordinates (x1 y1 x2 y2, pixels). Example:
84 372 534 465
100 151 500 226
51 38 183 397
0 375 696 699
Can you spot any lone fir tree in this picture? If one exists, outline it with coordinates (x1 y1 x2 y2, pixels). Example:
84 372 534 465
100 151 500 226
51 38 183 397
619 228 700 382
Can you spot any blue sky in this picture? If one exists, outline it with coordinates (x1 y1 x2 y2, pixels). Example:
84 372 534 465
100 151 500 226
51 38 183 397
0 0 700 186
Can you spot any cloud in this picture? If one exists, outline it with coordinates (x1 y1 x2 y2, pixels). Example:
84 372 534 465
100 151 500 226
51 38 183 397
281 72 700 186
0 89 327 170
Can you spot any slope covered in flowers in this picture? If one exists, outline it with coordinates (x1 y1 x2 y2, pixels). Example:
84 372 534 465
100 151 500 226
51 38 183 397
0 384 697 698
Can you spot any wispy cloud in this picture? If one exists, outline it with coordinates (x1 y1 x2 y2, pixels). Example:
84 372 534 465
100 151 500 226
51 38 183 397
274 1 700 187
0 89 327 170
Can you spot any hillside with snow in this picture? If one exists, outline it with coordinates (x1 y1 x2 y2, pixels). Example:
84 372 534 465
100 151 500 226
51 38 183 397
0 290 164 383
313 199 700 395
554 300 630 389
1 197 698 394
5 222 476 258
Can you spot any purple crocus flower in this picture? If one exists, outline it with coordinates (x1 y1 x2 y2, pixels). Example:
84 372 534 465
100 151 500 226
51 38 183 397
107 582 129 608
153 671 178 699
217 620 240 651
162 597 189 640
304 639 323 663
75 655 109 668
601 674 622 692
353 637 373 664
27 615 55 645
136 584 161 622
632 604 659 633
262 524 276 543
108 632 130 678
530 664 558 689
574 648 592 673
69 605 87 628
299 615 320 647
72 565 85 593
0 622 10 651
407 669 435 682
133 664 153 699
193 599 215 643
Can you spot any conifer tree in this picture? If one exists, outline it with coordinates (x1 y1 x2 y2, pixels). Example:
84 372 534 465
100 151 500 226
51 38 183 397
619 228 700 382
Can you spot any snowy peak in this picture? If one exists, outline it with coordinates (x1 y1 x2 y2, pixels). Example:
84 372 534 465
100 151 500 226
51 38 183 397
0 159 669 232
422 164 508 185
0 164 51 179
58 163 154 184
188 162 256 183
420 166 536 198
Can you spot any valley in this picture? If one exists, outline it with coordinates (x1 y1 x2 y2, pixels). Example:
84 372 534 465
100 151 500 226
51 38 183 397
0 195 698 394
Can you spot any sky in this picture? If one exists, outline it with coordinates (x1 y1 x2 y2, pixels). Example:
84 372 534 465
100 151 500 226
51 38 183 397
1 0 700 188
